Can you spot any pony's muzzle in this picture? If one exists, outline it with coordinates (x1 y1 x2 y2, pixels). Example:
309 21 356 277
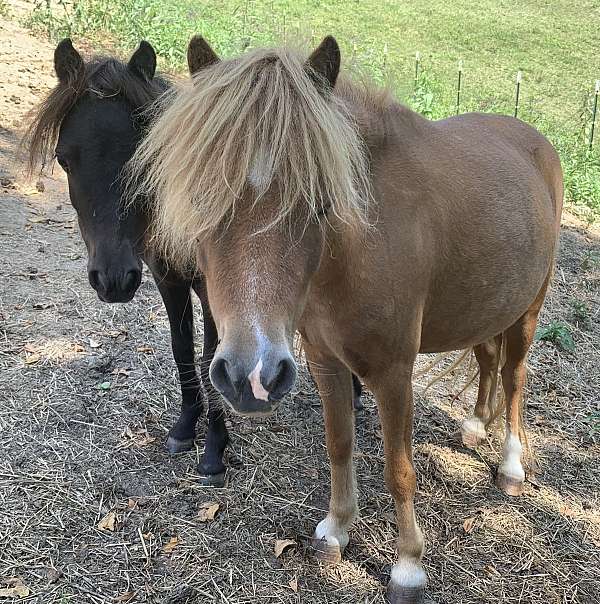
88 266 142 303
210 350 297 416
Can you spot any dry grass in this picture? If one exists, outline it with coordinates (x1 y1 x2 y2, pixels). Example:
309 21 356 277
1 10 599 604
1 172 598 603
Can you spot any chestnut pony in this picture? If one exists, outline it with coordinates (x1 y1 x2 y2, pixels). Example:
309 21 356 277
23 38 363 485
128 37 562 603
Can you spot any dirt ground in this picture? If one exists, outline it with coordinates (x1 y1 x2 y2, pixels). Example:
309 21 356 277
1 6 599 604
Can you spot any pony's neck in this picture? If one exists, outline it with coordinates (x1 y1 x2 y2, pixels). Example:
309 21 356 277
336 80 427 154
335 81 388 150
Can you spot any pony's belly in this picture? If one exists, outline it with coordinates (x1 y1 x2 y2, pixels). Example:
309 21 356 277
419 312 515 353
419 269 548 353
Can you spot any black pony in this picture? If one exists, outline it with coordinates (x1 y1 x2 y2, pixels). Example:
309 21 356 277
25 39 228 484
25 39 363 486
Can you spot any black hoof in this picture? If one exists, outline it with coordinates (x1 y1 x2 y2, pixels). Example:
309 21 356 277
165 436 195 454
197 471 226 487
386 584 425 604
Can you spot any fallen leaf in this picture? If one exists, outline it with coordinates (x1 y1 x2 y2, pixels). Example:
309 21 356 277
97 511 117 531
462 517 476 533
127 498 138 509
89 338 102 348
163 536 180 554
560 505 576 517
22 186 43 196
288 577 298 592
25 353 41 365
108 329 127 338
113 368 131 377
0 578 30 598
274 538 297 558
115 591 136 602
24 343 37 353
73 343 85 352
383 511 396 524
136 345 154 353
198 502 220 522
526 472 540 487
46 568 62 584
32 301 52 309
119 427 156 449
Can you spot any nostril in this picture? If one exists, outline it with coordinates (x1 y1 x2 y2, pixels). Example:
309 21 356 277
88 269 101 291
210 357 236 400
267 357 297 400
123 269 141 293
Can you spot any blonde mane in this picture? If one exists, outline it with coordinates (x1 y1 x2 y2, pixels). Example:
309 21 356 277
126 46 373 266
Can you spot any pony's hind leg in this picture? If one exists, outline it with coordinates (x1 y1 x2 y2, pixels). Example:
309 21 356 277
367 360 426 603
304 343 358 564
352 374 364 410
496 276 549 496
461 336 502 448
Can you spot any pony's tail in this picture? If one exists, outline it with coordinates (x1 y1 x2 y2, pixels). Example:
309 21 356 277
420 348 473 393
483 335 506 429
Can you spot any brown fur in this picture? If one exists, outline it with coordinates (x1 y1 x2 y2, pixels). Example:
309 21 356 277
132 38 563 599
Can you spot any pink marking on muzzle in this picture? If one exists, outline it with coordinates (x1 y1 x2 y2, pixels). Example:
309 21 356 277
248 358 269 401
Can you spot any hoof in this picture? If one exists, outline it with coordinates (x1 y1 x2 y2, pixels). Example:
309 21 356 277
461 429 484 449
165 436 195 454
310 537 342 564
496 472 524 496
460 417 486 449
386 585 425 604
197 471 226 488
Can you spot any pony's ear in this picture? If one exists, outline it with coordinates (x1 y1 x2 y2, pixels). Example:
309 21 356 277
128 40 157 81
54 38 84 85
187 35 219 75
306 36 340 92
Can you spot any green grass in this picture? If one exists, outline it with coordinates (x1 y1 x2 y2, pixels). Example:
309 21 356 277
26 0 600 218
535 321 575 352
570 299 591 329
0 0 10 17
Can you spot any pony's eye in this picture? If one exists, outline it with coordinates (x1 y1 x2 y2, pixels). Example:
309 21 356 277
55 154 70 173
316 203 331 218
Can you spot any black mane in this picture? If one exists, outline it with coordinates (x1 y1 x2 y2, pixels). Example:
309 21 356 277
83 56 169 109
24 55 170 175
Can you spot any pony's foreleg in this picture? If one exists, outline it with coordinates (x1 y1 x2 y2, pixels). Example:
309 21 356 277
306 363 364 411
155 277 204 454
193 279 229 487
461 336 502 448
497 275 549 496
304 343 358 563
367 361 426 604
